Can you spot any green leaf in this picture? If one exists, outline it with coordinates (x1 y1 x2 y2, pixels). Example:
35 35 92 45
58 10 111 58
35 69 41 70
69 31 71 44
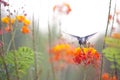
0 47 44 79
102 47 120 70
105 37 120 48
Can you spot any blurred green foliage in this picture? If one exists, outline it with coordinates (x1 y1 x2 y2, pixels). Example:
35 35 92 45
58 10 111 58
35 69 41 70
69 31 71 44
102 37 120 70
0 47 43 80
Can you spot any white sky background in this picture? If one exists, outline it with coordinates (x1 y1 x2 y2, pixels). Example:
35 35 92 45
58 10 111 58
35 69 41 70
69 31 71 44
48 0 110 36
5 0 120 36
42 0 116 36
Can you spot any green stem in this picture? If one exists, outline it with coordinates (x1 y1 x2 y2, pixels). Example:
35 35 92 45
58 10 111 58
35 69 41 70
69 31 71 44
83 67 87 80
32 13 38 80
0 49 10 80
109 0 117 36
11 30 19 80
48 21 56 80
48 2 56 80
0 2 10 80
46 70 50 80
113 54 118 79
6 30 16 52
99 0 112 80
58 19 61 37
83 70 87 80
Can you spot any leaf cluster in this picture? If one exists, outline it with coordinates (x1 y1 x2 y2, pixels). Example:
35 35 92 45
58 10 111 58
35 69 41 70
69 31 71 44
102 37 120 70
0 47 43 79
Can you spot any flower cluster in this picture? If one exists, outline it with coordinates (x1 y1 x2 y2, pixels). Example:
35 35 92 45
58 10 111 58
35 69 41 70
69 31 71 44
49 43 100 68
73 47 100 67
102 73 117 80
53 2 71 15
1 15 30 34
1 0 30 34
50 43 75 64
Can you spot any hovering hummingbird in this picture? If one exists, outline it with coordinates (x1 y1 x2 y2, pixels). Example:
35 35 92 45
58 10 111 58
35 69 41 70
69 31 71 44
63 32 97 46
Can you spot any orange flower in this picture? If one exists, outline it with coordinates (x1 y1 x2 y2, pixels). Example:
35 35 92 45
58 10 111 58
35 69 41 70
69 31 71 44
21 26 30 34
16 15 25 22
111 33 120 39
74 47 82 55
50 43 75 63
62 2 71 14
5 26 13 32
52 54 60 61
23 19 30 26
102 73 109 80
1 16 16 25
110 76 117 80
10 18 16 24
102 73 118 80
53 2 71 15
1 16 10 24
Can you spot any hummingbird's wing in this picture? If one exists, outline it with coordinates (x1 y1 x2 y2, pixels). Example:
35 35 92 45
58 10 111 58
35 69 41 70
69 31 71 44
62 31 81 39
81 32 97 42
62 31 97 46
84 32 97 39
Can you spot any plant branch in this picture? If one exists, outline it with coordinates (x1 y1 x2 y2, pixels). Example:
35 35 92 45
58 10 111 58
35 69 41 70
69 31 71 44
32 13 38 80
99 0 112 80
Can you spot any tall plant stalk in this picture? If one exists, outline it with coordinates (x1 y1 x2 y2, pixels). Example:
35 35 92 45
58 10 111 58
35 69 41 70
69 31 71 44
9 12 19 80
110 1 117 36
48 20 56 80
32 13 38 80
7 3 20 78
48 1 56 80
83 67 87 80
0 48 10 80
109 1 118 79
99 0 112 80
113 54 118 79
0 2 10 80
11 30 19 80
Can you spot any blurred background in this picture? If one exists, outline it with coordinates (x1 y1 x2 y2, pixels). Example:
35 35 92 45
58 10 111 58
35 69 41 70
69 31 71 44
0 0 120 80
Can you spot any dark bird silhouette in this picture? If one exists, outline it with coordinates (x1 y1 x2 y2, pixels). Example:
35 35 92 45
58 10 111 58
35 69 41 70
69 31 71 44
63 32 97 46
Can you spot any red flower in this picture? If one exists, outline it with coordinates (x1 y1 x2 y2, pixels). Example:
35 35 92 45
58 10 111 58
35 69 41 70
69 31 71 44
73 47 100 67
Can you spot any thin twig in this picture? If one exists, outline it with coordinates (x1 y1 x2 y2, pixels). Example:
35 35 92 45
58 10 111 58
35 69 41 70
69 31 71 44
32 13 38 80
0 2 10 80
99 0 112 80
113 54 118 79
48 20 56 80
48 1 56 80
110 1 117 36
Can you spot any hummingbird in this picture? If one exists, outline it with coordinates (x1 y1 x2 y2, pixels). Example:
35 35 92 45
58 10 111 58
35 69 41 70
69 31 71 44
63 32 97 46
